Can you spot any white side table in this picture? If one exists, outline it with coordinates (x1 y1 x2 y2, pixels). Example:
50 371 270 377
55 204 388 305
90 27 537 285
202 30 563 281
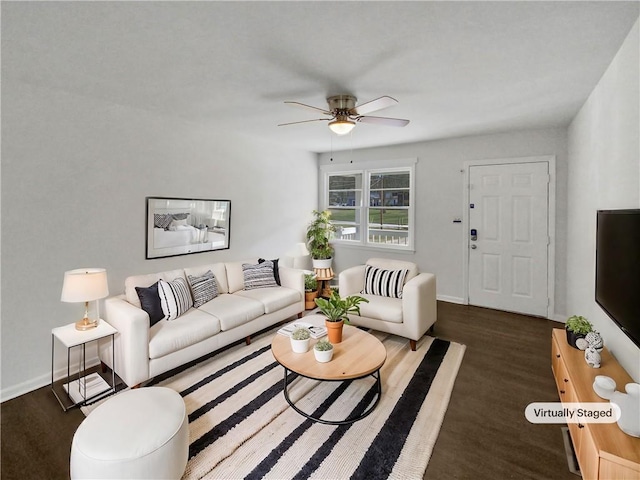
51 320 117 411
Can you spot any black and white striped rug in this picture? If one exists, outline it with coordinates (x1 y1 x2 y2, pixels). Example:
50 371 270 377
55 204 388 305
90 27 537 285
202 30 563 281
152 328 465 480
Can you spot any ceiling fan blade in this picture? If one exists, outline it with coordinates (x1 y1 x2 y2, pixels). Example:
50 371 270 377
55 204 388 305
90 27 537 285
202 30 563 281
350 96 398 115
278 118 330 127
284 101 332 116
356 115 410 127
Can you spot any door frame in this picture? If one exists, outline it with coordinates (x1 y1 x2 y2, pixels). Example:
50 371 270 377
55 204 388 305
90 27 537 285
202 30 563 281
461 155 556 319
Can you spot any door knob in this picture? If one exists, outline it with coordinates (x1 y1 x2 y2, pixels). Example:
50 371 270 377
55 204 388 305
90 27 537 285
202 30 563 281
470 245 477 250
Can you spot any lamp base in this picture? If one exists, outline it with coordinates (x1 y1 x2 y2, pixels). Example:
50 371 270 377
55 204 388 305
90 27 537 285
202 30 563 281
75 317 98 331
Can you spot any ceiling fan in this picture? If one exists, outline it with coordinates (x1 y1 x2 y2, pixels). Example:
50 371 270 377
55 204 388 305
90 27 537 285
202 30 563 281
278 95 410 135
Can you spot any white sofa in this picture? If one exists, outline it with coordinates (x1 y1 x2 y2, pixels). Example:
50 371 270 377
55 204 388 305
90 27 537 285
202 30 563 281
99 260 304 387
338 258 437 351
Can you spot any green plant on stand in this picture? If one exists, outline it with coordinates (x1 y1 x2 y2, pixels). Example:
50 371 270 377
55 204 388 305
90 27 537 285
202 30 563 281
304 273 319 310
306 210 336 267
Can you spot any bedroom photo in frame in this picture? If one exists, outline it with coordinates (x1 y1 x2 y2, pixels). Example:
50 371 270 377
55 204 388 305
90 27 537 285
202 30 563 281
146 197 231 259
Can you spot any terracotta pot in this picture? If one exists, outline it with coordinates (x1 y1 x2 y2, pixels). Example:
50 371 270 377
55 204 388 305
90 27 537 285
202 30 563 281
305 290 318 310
325 319 344 344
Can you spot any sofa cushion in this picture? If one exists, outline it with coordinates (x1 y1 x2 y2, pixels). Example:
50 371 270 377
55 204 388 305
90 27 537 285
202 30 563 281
158 278 193 321
187 270 218 308
148 309 221 359
125 269 186 309
225 260 255 293
135 282 164 327
242 261 278 290
258 258 281 285
184 263 229 294
358 294 403 324
234 287 301 314
197 293 264 331
363 265 409 299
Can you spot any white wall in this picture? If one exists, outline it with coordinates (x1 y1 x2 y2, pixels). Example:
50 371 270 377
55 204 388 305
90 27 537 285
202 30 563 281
566 19 640 381
1 80 318 400
318 127 568 314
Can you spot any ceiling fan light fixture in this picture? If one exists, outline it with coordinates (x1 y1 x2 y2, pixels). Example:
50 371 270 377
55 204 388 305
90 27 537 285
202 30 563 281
328 118 356 135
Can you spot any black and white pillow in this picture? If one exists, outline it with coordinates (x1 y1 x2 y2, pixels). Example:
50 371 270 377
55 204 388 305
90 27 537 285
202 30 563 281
258 258 281 285
158 277 193 320
154 214 173 229
135 282 164 327
243 261 278 290
187 270 219 308
363 265 409 299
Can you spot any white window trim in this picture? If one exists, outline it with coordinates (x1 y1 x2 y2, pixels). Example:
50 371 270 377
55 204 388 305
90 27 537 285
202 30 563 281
320 158 417 252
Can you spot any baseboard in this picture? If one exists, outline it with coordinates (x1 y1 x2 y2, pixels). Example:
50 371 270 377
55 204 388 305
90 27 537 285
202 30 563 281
1 355 101 403
436 295 465 304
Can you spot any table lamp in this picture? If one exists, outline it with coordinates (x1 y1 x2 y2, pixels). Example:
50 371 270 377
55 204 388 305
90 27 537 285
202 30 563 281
61 268 109 331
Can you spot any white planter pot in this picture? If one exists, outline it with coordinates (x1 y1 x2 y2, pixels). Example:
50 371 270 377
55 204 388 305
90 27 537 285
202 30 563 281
312 258 333 269
290 338 310 353
314 347 334 363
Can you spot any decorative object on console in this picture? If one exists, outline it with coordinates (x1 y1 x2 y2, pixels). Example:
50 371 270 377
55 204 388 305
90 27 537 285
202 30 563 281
313 340 334 363
61 268 109 331
565 315 593 349
577 330 604 368
146 197 230 259
592 375 640 438
315 290 369 343
306 210 335 269
290 327 311 353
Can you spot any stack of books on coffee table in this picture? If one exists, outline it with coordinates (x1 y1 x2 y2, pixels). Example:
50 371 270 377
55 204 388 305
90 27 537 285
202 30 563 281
277 321 327 339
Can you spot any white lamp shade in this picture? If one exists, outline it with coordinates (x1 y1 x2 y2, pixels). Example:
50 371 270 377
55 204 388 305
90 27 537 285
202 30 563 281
61 268 109 303
289 242 310 257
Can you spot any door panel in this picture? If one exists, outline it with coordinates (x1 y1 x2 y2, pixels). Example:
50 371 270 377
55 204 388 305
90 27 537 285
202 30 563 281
468 162 549 316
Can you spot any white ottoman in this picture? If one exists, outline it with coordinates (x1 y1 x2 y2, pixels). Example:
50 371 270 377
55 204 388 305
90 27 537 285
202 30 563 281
70 387 189 479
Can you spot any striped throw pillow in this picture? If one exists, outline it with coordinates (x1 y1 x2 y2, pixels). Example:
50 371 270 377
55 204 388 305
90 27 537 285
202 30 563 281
242 261 278 290
187 270 219 308
363 265 409 299
158 277 193 320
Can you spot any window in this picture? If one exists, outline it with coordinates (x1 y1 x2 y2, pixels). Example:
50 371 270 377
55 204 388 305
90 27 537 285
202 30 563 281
322 160 415 250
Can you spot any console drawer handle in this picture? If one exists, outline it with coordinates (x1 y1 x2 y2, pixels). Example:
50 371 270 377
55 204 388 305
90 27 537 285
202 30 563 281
556 354 561 358
578 423 584 429
564 378 569 383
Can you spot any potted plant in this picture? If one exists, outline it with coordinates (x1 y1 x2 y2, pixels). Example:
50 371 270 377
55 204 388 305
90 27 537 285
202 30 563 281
306 210 336 269
565 315 593 349
290 327 311 353
315 290 369 343
304 273 319 310
313 340 334 363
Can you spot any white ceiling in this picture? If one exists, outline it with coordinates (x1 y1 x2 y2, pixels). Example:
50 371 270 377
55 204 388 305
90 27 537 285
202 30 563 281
3 1 639 153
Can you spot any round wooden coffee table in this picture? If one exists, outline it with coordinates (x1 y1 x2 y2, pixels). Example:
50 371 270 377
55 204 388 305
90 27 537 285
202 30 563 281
271 318 386 425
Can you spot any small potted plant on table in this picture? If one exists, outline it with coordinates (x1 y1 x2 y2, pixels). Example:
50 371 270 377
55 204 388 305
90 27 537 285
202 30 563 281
290 327 311 353
315 290 368 343
565 315 593 349
314 340 334 363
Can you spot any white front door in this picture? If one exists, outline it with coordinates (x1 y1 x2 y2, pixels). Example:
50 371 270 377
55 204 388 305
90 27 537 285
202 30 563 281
468 162 549 317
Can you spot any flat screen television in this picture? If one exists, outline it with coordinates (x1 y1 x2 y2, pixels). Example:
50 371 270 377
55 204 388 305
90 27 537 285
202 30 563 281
595 209 640 348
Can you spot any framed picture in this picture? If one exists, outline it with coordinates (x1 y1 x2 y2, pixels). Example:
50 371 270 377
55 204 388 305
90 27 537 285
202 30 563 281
146 197 231 259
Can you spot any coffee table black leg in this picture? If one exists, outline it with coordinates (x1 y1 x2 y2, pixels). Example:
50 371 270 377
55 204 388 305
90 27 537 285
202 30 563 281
281 367 382 426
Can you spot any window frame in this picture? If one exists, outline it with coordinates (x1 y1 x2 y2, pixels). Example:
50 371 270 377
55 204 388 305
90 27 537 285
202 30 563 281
320 158 416 252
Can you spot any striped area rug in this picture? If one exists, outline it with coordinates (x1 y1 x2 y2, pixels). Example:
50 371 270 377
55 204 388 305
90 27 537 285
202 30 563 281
148 328 465 480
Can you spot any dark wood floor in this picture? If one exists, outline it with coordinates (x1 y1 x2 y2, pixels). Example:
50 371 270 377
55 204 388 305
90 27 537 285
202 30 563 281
1 302 574 480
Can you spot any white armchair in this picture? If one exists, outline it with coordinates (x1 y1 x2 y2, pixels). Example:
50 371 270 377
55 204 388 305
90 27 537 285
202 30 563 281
338 258 437 350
